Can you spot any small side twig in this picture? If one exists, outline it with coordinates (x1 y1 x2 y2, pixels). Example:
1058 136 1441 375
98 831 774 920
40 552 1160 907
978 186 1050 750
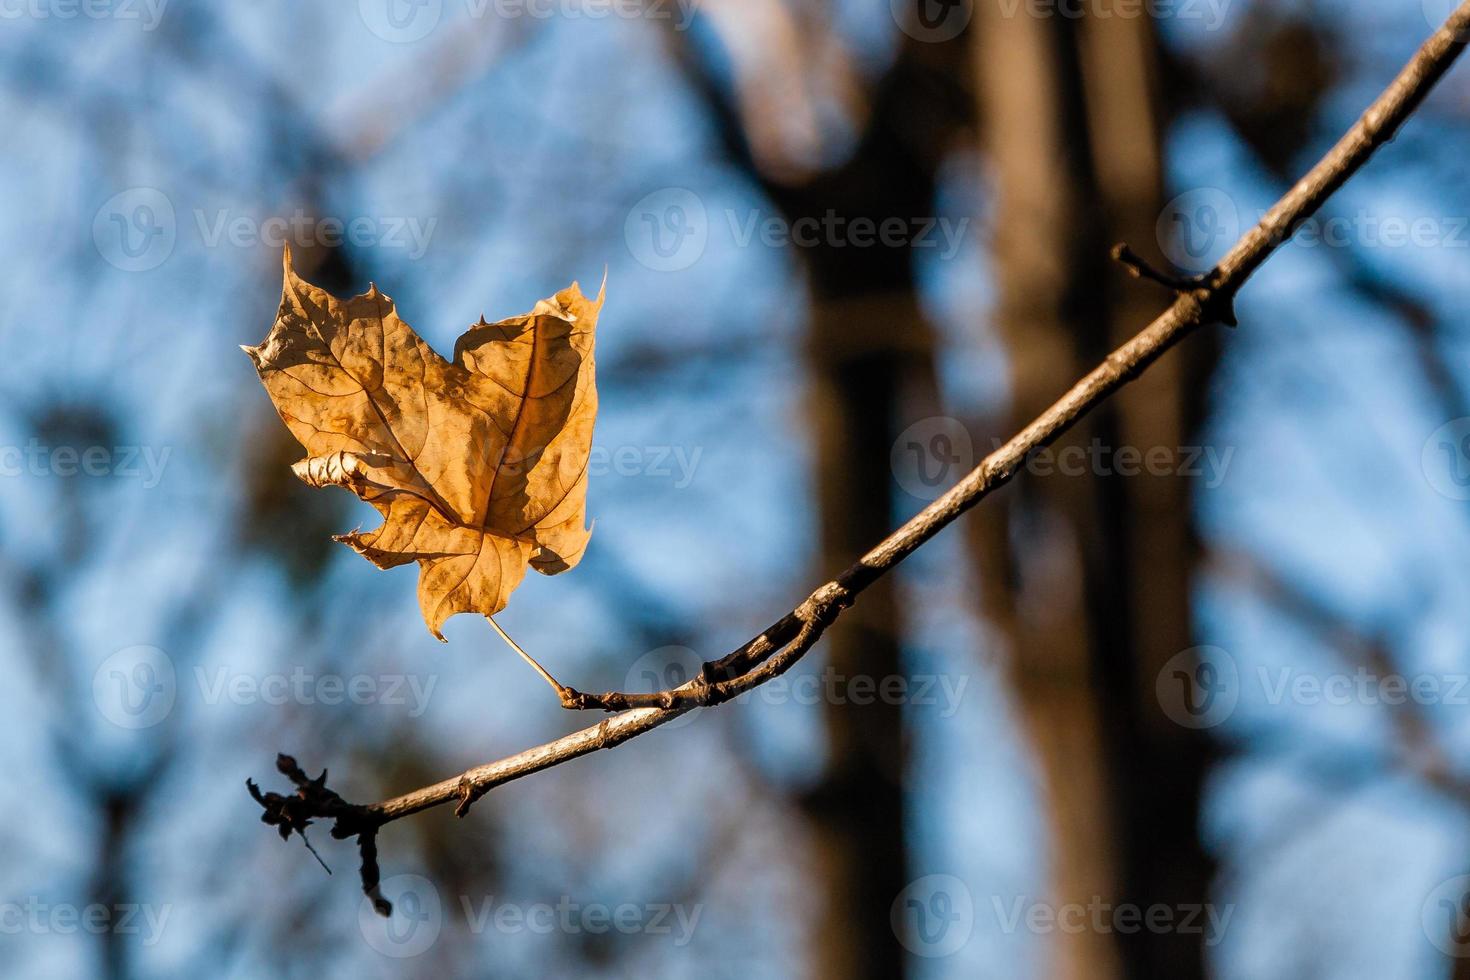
1110 243 1238 326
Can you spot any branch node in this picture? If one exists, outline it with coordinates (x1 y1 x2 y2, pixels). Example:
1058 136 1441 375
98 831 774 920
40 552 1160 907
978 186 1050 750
558 686 593 710
454 775 486 819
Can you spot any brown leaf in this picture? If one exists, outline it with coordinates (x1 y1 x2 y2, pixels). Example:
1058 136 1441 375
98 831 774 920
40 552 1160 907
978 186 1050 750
244 247 601 639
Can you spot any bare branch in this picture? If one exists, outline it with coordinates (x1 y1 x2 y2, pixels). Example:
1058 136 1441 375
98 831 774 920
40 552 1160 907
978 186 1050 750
250 1 1470 908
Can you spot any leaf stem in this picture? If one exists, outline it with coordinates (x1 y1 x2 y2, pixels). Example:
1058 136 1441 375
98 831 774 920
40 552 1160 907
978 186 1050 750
487 616 570 699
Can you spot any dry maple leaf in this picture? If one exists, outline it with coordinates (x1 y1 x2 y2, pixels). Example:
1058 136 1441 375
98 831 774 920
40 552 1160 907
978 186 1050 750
244 247 600 640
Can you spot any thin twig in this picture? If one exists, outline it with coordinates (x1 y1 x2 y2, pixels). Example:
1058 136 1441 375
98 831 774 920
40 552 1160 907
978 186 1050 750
251 0 1470 896
1110 242 1222 304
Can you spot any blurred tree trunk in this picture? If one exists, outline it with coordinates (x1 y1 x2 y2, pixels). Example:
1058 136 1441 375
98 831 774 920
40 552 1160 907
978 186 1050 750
801 290 925 980
791 54 959 977
659 18 970 974
971 6 1216 979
